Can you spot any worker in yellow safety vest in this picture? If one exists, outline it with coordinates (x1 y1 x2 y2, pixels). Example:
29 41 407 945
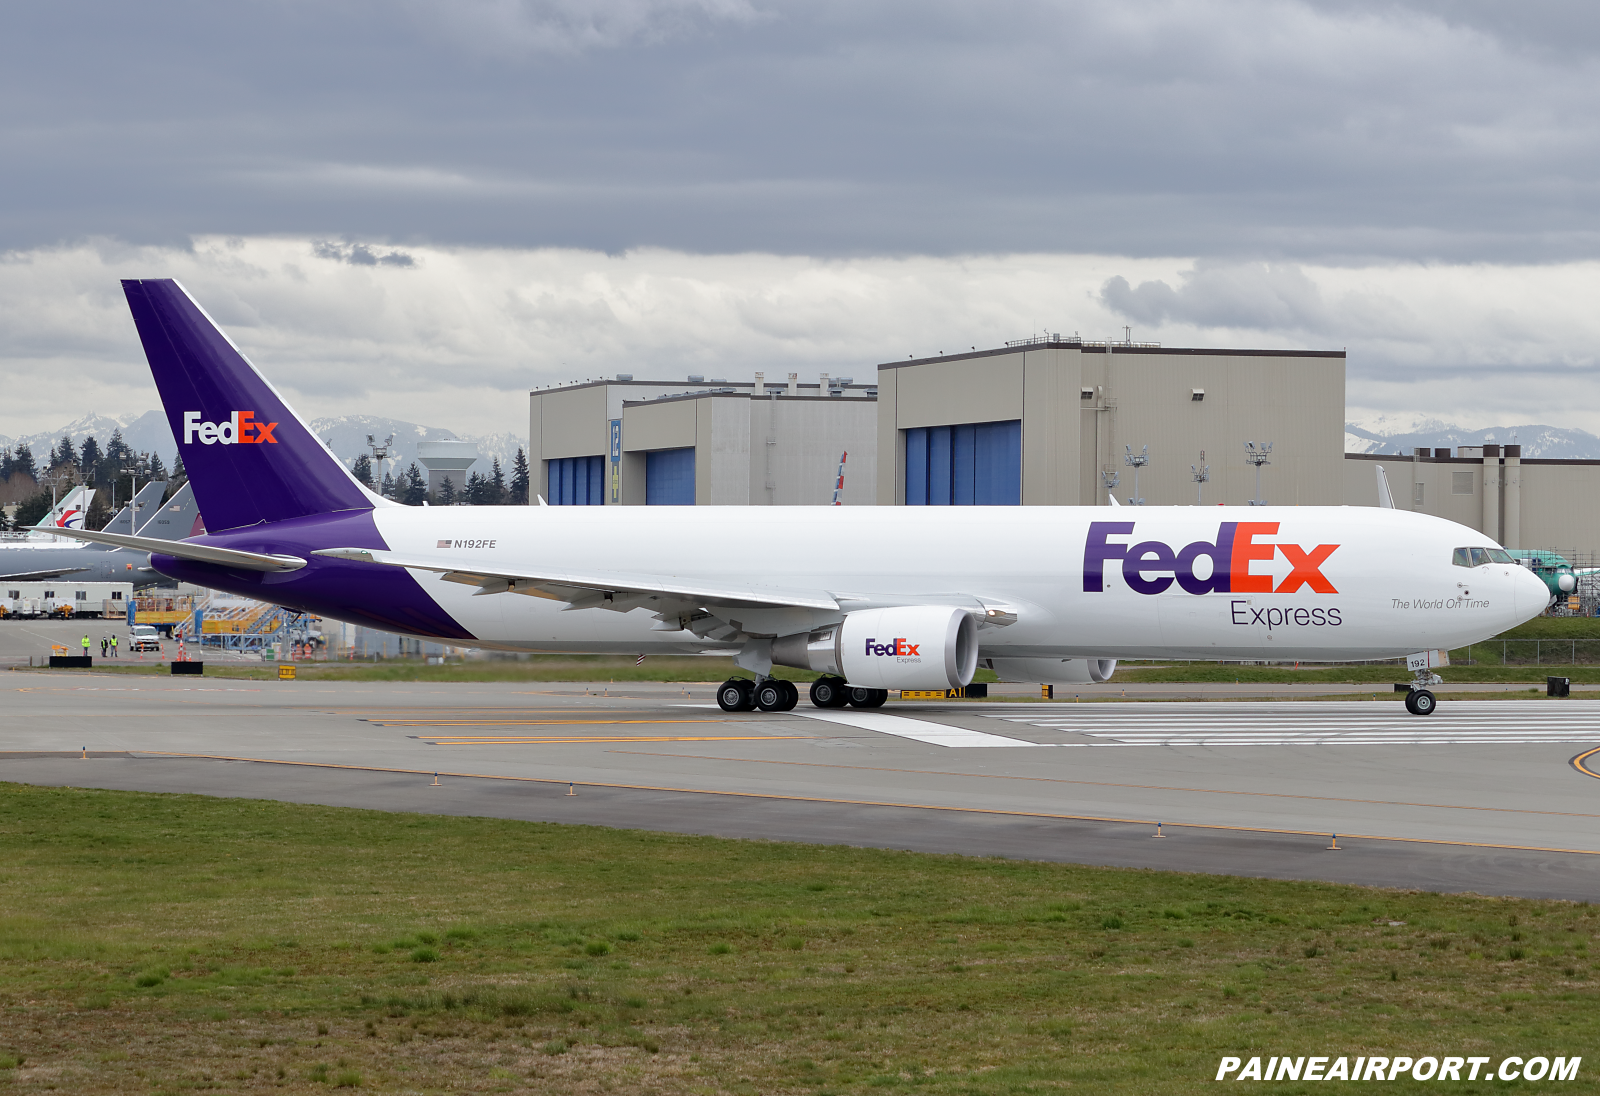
81 634 90 658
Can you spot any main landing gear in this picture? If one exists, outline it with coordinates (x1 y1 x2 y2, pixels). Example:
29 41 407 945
717 675 888 712
716 677 799 712
810 675 886 709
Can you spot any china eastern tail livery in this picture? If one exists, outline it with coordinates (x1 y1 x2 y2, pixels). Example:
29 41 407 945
42 280 1550 718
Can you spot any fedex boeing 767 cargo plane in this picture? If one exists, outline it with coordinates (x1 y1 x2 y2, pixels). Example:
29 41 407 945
44 280 1550 717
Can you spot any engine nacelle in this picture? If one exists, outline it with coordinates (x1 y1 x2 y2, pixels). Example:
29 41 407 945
772 605 978 691
986 657 1117 685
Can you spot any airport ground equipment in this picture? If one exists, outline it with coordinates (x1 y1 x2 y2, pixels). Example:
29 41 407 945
38 279 1555 718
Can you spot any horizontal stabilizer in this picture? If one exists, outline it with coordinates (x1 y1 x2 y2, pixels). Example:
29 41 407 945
29 525 305 573
311 547 839 611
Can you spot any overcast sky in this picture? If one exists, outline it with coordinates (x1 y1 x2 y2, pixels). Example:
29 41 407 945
3 0 1599 440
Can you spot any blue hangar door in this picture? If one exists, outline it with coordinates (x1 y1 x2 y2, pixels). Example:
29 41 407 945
548 455 606 505
904 420 1021 505
645 447 696 505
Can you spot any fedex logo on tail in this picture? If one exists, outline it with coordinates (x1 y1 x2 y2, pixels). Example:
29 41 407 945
183 411 279 446
1084 522 1338 595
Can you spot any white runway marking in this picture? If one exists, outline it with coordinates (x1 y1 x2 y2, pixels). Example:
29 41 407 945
791 709 1044 748
978 700 1600 747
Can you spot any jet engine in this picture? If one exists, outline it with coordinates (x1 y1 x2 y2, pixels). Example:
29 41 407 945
985 657 1117 684
772 605 979 691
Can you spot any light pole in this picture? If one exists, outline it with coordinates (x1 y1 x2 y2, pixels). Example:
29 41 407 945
1244 441 1272 506
1100 468 1120 504
367 434 393 495
1191 451 1209 504
1123 444 1148 505
128 454 153 532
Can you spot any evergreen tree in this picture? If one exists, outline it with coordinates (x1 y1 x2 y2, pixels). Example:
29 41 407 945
510 447 531 504
490 457 506 504
78 436 101 480
147 452 167 482
13 489 51 529
104 425 128 464
52 435 78 471
13 443 37 481
380 470 396 498
437 476 458 506
0 447 12 481
465 471 485 505
403 463 427 506
351 454 374 487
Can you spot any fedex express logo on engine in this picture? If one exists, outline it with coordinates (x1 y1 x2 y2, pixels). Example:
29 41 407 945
182 411 279 446
1084 521 1337 595
866 638 921 658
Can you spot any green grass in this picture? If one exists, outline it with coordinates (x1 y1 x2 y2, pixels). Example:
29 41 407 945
0 784 1596 1093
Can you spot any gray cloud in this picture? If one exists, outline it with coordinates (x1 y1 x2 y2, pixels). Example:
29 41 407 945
1101 263 1332 333
3 1 1600 260
312 241 416 267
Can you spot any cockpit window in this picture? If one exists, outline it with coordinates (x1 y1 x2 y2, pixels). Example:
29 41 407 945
1455 547 1515 567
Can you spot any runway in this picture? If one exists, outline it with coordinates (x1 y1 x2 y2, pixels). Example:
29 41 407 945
6 670 1600 900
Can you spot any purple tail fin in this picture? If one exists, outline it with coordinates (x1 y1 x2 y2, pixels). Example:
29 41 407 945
122 280 376 532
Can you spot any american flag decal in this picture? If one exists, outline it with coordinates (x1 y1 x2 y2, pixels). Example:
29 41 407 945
437 539 451 548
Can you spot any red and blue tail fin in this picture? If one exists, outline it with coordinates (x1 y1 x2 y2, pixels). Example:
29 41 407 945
122 280 380 532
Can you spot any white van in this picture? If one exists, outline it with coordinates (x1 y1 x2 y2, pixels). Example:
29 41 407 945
129 625 162 653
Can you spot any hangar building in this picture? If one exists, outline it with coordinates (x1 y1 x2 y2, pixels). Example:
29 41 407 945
874 336 1346 506
528 374 878 506
1345 446 1600 552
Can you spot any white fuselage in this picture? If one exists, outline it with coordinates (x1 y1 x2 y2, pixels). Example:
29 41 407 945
360 503 1548 661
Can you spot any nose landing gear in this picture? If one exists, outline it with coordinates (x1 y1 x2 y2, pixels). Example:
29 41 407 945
1403 687 1436 716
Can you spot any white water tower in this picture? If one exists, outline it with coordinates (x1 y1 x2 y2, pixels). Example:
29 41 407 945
416 441 479 498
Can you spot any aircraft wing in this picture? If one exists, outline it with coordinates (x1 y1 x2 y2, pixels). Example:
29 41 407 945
310 547 840 611
0 566 92 582
28 525 306 573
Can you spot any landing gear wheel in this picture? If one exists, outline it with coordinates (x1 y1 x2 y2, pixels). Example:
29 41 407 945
847 686 889 708
716 678 756 712
755 678 800 712
1404 688 1437 716
809 676 851 708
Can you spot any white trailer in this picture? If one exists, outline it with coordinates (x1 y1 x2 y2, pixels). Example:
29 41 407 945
1 581 133 618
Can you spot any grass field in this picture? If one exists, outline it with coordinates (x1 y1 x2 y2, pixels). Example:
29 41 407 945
0 784 1595 1093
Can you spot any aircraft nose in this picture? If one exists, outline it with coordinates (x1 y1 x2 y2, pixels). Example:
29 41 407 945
1516 565 1553 617
1558 572 1577 594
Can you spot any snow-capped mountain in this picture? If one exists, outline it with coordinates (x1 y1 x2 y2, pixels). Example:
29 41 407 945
0 410 175 467
1345 419 1600 459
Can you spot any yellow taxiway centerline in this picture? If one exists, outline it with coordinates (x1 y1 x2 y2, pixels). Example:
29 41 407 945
415 735 810 745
